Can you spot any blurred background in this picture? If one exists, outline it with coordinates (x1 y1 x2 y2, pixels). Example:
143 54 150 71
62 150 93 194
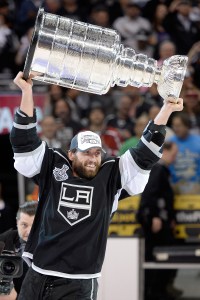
1 0 200 299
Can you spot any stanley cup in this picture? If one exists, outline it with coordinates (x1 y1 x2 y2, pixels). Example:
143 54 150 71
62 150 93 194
23 8 188 99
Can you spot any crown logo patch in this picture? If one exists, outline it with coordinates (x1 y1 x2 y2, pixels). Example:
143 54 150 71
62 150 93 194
67 209 79 220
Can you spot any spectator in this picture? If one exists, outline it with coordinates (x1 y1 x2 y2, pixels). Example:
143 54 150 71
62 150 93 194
143 0 173 21
137 141 180 300
190 0 200 22
119 114 149 155
15 0 38 37
88 3 110 27
157 40 176 66
169 112 200 194
134 29 154 57
163 0 200 55
106 94 135 141
85 104 123 156
52 98 83 150
40 115 62 148
136 84 163 115
187 41 200 89
43 0 61 14
43 84 66 116
0 14 19 75
182 86 200 134
0 0 15 27
151 3 171 58
15 27 34 73
112 0 152 50
0 201 38 299
58 0 84 21
65 88 85 121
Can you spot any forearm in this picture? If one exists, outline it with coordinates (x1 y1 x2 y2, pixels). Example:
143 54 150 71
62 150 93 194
20 89 34 117
13 71 34 117
154 106 172 125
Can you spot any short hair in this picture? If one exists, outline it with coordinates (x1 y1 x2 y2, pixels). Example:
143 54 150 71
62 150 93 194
16 201 38 220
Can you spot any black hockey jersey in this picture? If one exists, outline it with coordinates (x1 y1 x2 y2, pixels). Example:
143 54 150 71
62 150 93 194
10 108 166 279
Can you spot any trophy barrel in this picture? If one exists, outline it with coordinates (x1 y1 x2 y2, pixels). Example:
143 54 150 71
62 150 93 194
23 8 120 94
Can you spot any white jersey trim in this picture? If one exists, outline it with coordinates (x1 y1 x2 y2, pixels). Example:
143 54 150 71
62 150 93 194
91 279 94 300
111 189 121 214
22 252 33 267
14 142 46 177
23 251 33 259
53 150 72 168
141 136 162 158
32 263 101 279
13 122 37 130
101 159 115 168
119 151 150 195
16 109 27 117
122 151 150 174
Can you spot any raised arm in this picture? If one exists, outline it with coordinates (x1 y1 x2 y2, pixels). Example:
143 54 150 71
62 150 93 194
10 72 45 178
118 97 183 196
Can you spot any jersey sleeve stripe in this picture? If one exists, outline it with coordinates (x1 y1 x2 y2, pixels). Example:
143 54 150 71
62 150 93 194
13 122 37 130
111 189 122 214
16 109 27 117
141 135 162 158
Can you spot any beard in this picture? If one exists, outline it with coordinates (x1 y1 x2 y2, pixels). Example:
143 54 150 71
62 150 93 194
72 157 101 179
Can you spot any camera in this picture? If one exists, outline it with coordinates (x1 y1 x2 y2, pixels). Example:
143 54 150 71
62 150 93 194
0 251 23 295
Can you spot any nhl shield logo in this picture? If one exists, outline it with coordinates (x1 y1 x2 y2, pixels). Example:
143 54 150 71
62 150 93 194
58 182 93 226
53 164 69 181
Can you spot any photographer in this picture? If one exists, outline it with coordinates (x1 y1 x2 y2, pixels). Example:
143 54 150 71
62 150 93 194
0 201 37 300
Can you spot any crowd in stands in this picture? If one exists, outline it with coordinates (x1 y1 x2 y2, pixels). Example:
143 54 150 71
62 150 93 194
0 1 200 299
1 0 200 203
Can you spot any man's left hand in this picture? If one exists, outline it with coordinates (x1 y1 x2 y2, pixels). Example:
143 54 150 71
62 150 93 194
163 97 183 113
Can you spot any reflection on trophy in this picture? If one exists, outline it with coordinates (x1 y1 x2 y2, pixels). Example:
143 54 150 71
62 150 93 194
23 8 188 99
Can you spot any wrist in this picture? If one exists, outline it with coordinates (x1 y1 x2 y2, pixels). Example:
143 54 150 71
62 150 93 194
22 87 33 95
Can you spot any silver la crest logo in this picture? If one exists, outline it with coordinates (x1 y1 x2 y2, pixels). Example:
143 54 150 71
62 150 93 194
53 164 69 181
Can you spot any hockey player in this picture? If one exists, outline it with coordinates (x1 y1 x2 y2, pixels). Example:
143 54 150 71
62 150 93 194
10 71 183 300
